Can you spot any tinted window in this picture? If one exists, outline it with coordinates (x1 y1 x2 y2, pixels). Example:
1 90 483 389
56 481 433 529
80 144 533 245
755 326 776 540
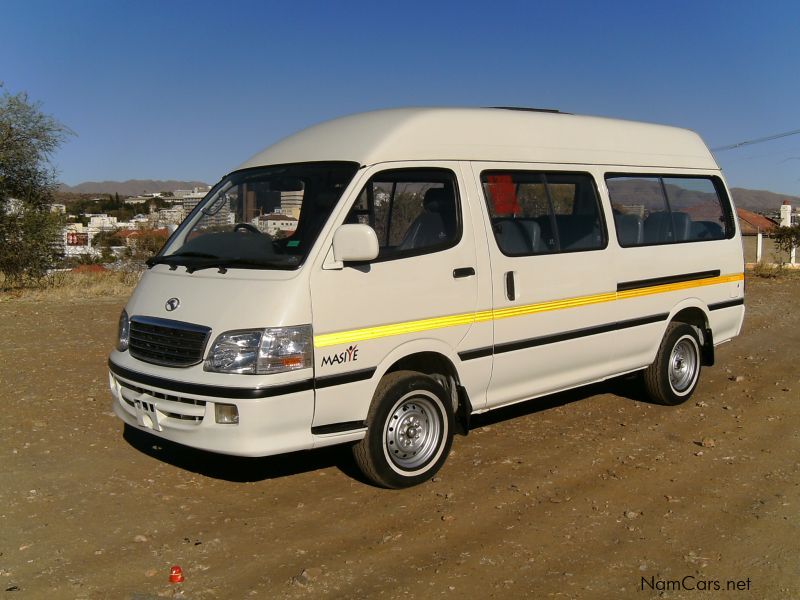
481 171 605 255
158 162 358 271
606 175 732 246
346 169 460 260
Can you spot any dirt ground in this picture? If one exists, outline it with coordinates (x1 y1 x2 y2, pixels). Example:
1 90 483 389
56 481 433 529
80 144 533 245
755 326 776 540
1 273 799 599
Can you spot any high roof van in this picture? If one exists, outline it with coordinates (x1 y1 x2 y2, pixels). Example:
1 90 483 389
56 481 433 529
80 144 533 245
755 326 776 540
109 108 745 488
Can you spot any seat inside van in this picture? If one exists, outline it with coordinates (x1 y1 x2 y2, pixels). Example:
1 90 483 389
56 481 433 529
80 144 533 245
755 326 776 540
690 220 724 240
615 213 644 245
398 187 457 250
555 215 601 250
493 218 542 254
644 211 692 243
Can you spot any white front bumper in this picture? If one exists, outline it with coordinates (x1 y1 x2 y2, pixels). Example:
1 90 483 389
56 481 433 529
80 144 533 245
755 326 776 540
109 365 315 457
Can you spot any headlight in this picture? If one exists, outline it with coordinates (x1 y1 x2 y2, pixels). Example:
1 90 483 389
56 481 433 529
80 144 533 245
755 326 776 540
204 325 312 375
117 309 130 351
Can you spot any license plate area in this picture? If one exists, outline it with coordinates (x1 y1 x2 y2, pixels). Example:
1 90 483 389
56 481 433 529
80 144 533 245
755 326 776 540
133 397 162 431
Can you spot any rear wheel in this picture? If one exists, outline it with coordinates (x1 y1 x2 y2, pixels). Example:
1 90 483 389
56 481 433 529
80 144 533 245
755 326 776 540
643 322 702 405
353 371 454 488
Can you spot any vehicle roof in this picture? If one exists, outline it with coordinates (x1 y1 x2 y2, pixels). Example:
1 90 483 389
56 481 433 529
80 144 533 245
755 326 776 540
236 107 719 172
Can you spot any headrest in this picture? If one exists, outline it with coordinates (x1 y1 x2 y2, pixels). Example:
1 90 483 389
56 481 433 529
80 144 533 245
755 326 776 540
423 187 452 213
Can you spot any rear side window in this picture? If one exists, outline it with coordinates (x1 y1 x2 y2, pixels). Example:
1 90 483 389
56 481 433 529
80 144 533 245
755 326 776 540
606 175 733 246
346 168 460 261
481 171 606 255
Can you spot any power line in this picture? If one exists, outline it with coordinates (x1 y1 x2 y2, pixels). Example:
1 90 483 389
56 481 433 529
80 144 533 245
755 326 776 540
711 128 800 152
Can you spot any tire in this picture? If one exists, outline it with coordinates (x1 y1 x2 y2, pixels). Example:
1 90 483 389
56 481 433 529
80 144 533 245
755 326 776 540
353 370 454 488
643 322 702 405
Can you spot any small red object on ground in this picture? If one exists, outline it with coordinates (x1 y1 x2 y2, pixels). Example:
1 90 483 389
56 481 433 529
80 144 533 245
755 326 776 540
169 565 184 583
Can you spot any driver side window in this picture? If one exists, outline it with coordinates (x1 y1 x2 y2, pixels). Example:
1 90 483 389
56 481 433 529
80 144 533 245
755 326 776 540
346 168 461 261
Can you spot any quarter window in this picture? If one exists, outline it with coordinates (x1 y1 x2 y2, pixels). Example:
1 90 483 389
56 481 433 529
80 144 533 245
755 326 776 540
481 171 605 255
606 175 732 246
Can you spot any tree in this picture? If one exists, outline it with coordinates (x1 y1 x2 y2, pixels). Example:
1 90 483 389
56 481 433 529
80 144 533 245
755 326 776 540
773 225 800 265
0 84 73 287
92 228 126 261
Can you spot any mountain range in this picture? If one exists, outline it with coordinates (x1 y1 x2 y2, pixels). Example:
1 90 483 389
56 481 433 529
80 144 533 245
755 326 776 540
58 180 798 214
59 179 210 196
729 188 798 214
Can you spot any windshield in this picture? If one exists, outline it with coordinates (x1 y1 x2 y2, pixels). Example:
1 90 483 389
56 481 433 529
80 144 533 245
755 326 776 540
152 162 359 272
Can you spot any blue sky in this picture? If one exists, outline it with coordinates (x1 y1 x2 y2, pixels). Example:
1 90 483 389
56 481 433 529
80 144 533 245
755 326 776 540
2 0 799 195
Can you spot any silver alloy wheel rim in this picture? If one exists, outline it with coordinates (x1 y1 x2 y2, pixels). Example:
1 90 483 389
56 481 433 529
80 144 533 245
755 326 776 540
669 335 699 394
384 393 442 471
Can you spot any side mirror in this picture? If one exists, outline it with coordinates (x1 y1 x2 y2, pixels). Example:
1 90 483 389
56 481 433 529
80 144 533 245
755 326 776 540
332 224 379 263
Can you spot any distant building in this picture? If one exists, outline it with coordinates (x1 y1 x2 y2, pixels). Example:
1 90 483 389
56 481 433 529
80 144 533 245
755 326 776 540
156 207 185 227
124 192 164 205
183 187 229 228
62 223 100 258
280 191 303 219
130 214 151 226
180 188 212 213
114 227 169 251
737 208 778 236
254 213 298 236
50 203 66 214
87 214 118 232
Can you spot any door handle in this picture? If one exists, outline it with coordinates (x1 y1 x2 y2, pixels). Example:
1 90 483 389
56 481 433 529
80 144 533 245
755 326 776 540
505 271 516 301
453 267 476 279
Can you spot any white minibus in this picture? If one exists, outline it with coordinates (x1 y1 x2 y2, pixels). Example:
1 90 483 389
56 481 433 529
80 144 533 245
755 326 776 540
109 108 745 487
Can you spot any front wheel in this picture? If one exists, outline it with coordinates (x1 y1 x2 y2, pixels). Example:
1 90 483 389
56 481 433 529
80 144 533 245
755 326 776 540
353 371 454 488
643 322 702 405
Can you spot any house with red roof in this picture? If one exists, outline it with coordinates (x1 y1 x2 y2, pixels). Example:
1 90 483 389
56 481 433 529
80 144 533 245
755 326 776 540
736 208 777 236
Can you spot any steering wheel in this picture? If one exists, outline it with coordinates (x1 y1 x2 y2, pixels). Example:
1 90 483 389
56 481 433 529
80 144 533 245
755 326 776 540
233 222 261 234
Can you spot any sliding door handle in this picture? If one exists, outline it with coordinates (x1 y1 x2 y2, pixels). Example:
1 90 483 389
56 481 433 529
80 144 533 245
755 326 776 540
453 267 476 279
505 271 516 301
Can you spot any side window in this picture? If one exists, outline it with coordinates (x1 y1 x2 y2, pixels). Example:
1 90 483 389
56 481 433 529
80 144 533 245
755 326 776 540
346 169 460 260
606 175 732 246
606 177 668 245
663 178 729 242
481 171 605 255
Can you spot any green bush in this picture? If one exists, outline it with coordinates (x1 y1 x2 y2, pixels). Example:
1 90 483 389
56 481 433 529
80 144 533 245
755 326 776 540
772 225 800 264
0 84 73 288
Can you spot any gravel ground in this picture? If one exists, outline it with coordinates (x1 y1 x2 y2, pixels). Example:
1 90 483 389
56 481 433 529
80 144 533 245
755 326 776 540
1 273 798 599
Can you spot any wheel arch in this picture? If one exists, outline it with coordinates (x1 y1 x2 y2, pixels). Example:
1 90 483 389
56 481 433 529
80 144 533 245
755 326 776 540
667 300 715 366
374 339 472 435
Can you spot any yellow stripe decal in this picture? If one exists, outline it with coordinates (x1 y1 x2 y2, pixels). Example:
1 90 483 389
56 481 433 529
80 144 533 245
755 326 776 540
313 272 744 348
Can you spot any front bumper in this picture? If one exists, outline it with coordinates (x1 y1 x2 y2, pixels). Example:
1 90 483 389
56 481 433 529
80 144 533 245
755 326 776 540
108 360 315 457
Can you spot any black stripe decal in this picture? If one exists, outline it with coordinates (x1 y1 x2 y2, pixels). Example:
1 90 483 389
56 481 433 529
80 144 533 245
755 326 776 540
458 346 494 361
489 313 669 356
617 270 720 292
314 368 376 389
311 420 367 435
708 298 745 311
109 360 313 399
109 361 376 399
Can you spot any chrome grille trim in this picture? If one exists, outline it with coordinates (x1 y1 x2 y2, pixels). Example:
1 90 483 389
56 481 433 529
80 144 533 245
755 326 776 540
129 316 211 367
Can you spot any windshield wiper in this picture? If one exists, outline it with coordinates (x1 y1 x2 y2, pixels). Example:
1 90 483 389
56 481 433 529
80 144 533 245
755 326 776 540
184 257 295 273
146 251 220 268
148 253 294 273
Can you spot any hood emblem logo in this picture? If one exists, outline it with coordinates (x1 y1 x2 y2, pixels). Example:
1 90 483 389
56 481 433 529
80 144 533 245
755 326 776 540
165 298 180 312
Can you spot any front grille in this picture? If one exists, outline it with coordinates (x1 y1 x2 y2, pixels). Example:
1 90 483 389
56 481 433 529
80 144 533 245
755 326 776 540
118 380 206 423
129 316 211 367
